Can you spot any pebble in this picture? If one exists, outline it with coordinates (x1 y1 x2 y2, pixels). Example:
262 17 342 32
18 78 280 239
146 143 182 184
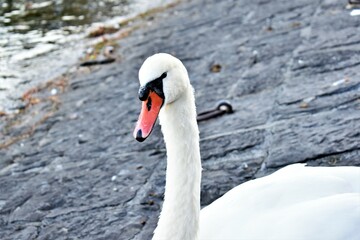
350 9 360 16
50 88 58 95
332 78 349 87
78 134 89 144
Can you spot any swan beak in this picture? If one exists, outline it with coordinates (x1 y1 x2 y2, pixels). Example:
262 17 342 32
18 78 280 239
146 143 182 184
133 91 164 142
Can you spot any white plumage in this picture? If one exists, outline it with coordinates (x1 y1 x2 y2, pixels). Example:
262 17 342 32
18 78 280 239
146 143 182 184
200 164 360 240
134 53 360 240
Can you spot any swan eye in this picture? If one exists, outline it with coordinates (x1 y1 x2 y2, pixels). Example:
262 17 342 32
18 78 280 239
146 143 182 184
138 73 166 101
160 72 167 79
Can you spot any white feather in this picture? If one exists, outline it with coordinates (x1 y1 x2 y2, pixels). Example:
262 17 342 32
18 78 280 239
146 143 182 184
137 53 360 240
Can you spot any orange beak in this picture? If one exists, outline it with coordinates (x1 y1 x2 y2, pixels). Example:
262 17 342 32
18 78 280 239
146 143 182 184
133 91 164 142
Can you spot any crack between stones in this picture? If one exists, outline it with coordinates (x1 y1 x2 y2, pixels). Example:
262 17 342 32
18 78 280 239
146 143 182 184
317 82 360 97
201 143 258 162
277 147 360 169
43 201 127 220
300 40 360 54
316 61 360 74
278 86 360 110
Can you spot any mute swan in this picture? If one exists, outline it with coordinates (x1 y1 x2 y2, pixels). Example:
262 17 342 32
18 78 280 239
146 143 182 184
133 53 360 240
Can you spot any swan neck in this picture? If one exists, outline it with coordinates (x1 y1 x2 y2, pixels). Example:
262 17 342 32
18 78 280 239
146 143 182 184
153 86 201 240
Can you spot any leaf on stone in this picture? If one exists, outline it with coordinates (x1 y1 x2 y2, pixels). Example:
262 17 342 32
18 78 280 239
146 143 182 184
210 64 222 73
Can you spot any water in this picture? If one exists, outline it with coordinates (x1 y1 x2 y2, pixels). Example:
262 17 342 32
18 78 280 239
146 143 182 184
0 0 135 61
0 0 174 113
0 0 129 31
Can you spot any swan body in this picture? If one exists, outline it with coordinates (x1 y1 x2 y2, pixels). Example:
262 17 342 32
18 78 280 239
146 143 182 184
133 53 360 240
200 164 360 240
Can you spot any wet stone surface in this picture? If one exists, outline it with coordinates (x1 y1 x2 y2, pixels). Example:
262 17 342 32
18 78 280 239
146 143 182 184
1 0 360 239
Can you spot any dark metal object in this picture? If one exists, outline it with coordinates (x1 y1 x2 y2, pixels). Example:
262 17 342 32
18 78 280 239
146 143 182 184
197 100 233 122
349 0 360 4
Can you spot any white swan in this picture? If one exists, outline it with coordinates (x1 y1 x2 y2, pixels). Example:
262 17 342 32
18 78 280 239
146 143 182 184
133 53 360 240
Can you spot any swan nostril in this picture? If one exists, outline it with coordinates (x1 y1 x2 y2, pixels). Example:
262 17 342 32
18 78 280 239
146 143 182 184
147 96 152 111
135 129 146 142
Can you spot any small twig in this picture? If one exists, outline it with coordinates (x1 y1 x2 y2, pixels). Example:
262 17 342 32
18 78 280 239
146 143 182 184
80 58 115 67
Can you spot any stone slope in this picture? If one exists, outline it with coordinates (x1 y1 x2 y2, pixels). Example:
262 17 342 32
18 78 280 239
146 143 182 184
1 0 360 239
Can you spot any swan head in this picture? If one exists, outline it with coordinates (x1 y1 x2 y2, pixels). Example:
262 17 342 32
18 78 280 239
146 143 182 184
133 53 190 142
